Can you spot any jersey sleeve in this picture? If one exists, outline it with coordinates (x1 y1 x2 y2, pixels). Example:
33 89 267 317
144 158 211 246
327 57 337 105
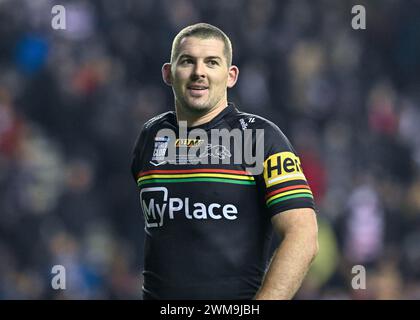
257 120 315 217
130 122 150 184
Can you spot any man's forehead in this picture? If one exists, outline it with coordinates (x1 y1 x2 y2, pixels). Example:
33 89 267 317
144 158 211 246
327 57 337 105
178 36 225 57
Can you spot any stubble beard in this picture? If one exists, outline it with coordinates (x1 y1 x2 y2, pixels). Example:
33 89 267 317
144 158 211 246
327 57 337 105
176 92 214 116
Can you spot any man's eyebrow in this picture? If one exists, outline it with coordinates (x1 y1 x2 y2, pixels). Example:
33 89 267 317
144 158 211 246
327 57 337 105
178 54 194 60
177 54 222 61
205 56 222 61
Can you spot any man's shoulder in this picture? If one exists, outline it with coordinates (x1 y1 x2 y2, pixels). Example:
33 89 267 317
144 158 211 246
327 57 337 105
142 111 175 131
230 108 292 151
231 110 282 133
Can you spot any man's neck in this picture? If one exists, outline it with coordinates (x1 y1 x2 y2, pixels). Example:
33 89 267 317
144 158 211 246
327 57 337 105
175 100 228 127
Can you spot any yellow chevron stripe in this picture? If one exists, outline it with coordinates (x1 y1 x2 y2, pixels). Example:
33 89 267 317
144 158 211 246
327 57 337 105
138 173 255 182
266 173 307 187
267 189 313 203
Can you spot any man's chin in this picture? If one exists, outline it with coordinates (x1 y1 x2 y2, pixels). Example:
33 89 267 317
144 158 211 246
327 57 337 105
184 102 212 113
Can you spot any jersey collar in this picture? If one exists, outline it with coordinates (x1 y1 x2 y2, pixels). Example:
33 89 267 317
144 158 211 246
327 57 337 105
171 102 238 131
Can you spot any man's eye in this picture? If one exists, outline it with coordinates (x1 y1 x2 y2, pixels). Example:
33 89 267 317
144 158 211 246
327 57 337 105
181 59 193 64
208 60 219 66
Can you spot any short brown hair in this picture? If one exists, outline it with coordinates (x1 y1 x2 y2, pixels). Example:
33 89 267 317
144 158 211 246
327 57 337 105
171 23 233 66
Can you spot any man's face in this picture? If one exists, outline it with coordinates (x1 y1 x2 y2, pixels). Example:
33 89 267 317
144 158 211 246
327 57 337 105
168 37 235 114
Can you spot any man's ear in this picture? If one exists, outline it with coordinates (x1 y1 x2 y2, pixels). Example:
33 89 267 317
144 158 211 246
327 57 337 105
162 63 172 86
227 65 239 88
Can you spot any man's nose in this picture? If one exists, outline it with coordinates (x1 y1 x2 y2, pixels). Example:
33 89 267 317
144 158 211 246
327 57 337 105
192 61 206 79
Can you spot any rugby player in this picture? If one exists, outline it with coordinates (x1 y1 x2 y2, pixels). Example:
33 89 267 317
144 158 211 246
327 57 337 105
131 23 318 300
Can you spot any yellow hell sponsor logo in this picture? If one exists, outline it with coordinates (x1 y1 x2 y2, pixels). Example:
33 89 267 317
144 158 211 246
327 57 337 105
263 152 307 186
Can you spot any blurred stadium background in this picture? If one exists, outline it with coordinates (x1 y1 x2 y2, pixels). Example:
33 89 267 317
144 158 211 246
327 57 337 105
1 0 420 299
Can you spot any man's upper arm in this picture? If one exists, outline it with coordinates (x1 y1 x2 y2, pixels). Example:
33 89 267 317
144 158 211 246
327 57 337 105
271 208 318 239
257 120 316 218
131 122 150 183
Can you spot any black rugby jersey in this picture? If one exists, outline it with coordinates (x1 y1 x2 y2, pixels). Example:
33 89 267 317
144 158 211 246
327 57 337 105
131 103 315 299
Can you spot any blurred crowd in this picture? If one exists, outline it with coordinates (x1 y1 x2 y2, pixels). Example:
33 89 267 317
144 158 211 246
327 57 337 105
1 0 420 299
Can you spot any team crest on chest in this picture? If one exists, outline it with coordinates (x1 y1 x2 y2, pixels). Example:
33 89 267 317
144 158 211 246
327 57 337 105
150 136 169 166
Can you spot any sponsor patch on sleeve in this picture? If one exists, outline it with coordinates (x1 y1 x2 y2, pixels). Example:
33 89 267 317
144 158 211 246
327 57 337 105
263 152 307 187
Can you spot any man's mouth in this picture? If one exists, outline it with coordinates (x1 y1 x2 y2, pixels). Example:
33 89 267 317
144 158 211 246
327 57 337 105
187 85 209 96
